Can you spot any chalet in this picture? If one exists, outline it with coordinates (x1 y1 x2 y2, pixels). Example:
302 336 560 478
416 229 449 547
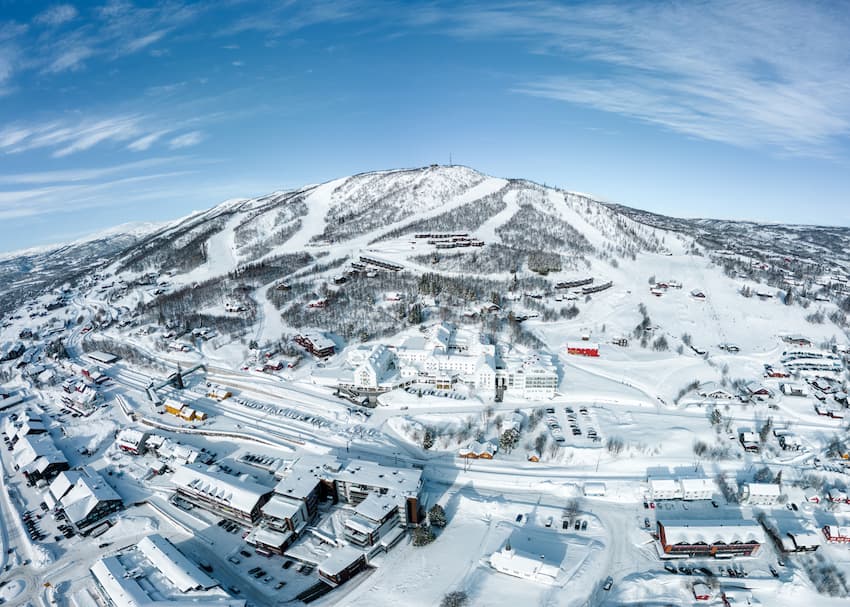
307 299 329 309
693 583 712 601
295 332 336 358
224 301 246 313
781 530 821 552
780 382 806 397
13 433 69 482
739 432 760 453
698 382 735 400
778 434 802 451
50 467 123 531
764 365 790 378
744 381 772 400
526 452 540 463
566 342 599 357
458 440 498 459
115 428 149 455
657 519 764 557
822 525 850 544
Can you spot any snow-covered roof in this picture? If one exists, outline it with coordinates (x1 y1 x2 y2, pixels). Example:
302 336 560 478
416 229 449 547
61 468 122 525
13 433 66 468
352 493 397 523
171 464 272 514
116 428 147 447
299 331 334 352
679 478 714 493
247 524 293 548
344 514 380 536
90 554 245 607
90 556 150 607
318 546 365 576
649 479 680 493
335 459 422 497
49 470 83 502
261 494 303 521
138 534 217 592
744 482 781 496
489 535 564 584
659 520 765 545
273 456 326 500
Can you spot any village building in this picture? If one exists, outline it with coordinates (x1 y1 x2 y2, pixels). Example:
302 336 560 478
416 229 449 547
698 382 735 400
295 331 336 358
657 520 764 557
739 432 760 453
171 464 273 524
822 525 850 543
13 433 69 482
115 428 150 455
49 467 123 531
333 459 423 525
566 342 600 357
489 536 564 585
90 534 243 607
317 545 368 586
780 529 821 552
740 482 781 506
342 493 403 549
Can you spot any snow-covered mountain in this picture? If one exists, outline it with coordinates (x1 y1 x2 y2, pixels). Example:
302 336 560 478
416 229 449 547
3 164 850 353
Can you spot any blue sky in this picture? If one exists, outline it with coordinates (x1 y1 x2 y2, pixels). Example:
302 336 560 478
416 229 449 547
1 1 849 252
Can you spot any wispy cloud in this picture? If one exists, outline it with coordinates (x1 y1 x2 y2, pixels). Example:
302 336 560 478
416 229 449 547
33 4 78 28
0 170 197 220
169 130 203 149
433 0 850 155
0 115 149 157
0 157 181 185
125 28 170 53
128 130 170 152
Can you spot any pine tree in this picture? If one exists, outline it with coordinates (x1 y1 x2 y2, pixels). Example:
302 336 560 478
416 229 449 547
412 525 435 546
429 504 447 528
423 427 435 450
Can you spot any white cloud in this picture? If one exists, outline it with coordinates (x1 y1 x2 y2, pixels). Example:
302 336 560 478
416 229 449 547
0 115 148 157
437 0 850 155
127 130 169 151
168 130 204 149
43 44 94 73
0 157 179 185
34 4 78 27
125 29 169 53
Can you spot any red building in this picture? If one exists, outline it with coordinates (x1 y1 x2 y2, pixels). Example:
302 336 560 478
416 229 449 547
657 520 764 557
294 332 335 358
822 525 850 543
567 342 599 357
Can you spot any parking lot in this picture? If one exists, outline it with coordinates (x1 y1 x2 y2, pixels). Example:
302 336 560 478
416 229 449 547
546 405 603 447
